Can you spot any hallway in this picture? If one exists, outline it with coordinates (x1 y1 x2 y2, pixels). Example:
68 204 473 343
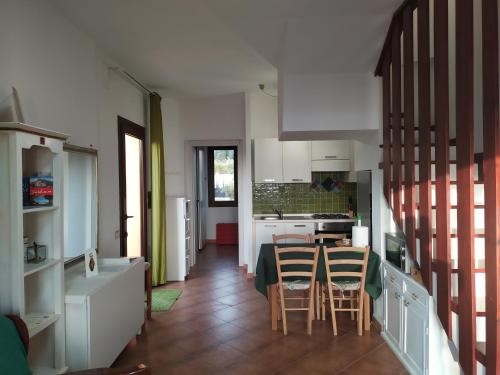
113 244 407 374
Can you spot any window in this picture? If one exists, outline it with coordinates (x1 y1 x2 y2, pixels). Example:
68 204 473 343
207 146 238 207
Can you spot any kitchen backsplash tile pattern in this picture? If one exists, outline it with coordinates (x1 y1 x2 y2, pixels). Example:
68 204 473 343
253 172 357 214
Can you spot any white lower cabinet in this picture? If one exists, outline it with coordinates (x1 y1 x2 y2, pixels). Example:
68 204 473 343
254 222 285 267
382 262 429 375
254 221 315 268
384 278 403 348
284 222 315 242
402 292 427 374
65 259 145 371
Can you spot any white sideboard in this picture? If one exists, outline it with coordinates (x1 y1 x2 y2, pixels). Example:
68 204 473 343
65 258 145 371
382 261 460 375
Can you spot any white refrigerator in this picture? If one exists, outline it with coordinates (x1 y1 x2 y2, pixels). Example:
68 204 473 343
166 196 192 281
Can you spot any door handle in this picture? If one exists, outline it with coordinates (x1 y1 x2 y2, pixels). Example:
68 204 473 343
123 215 134 220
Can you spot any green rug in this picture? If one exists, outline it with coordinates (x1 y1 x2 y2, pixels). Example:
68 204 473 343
147 288 182 312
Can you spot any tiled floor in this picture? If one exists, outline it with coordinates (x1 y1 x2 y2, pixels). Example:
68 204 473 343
113 244 408 374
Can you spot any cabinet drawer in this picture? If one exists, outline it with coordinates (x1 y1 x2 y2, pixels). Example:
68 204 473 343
404 283 428 308
312 140 352 160
284 222 315 239
311 159 350 172
385 268 404 288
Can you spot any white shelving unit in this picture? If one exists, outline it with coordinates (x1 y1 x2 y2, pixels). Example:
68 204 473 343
0 123 68 374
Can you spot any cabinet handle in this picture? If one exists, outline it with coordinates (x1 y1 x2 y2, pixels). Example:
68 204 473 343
404 301 410 307
411 293 418 301
394 292 400 300
325 155 337 159
292 178 303 182
264 225 277 228
263 178 275 182
293 225 306 227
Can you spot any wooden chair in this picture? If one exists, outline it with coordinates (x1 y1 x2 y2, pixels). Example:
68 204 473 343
274 246 319 335
308 233 346 243
272 233 311 244
307 233 347 320
322 246 370 336
5 315 151 375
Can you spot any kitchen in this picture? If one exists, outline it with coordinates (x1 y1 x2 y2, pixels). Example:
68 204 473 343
251 138 372 271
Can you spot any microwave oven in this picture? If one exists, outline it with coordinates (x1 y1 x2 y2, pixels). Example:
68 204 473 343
385 233 408 272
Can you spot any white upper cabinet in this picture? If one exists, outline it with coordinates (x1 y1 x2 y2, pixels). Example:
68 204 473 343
282 141 312 183
311 140 352 160
253 138 283 183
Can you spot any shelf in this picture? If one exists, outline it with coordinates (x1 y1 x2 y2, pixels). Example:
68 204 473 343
24 259 61 277
25 313 60 338
23 206 58 214
31 366 69 375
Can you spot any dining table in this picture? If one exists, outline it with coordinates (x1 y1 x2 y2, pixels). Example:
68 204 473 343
254 243 382 331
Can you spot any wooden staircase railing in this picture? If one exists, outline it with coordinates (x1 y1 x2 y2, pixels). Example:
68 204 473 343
375 0 500 374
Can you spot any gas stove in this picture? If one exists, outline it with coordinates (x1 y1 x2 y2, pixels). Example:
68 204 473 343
312 213 352 220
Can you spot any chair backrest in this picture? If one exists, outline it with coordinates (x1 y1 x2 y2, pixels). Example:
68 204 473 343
323 246 370 284
272 233 311 244
274 246 320 283
309 233 346 243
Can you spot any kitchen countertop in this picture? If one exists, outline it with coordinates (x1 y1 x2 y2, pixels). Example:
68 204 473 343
253 214 355 223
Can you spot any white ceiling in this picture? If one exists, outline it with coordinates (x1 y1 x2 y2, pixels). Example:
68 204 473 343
48 0 400 97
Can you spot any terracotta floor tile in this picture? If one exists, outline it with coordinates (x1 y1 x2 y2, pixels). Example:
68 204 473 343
111 244 404 375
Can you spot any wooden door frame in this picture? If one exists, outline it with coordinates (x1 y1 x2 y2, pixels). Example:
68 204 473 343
117 116 147 259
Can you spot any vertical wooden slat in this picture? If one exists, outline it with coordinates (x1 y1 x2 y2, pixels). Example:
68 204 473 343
391 18 403 227
482 0 500 372
417 0 433 292
434 0 452 337
383 58 391 204
456 0 476 372
403 6 416 261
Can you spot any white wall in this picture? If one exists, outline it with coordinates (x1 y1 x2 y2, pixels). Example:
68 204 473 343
2 0 99 147
248 91 279 138
0 0 146 258
181 93 245 140
158 92 247 261
243 91 279 272
96 64 146 258
161 96 185 196
279 73 381 141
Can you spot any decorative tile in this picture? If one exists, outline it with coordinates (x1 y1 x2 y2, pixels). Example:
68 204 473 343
253 172 357 214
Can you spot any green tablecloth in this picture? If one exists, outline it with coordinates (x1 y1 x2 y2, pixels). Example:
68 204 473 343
254 243 382 300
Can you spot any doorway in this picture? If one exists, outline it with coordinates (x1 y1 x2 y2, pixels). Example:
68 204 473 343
118 116 147 259
194 147 207 251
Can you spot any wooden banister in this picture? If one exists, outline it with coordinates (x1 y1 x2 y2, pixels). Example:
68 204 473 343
378 0 499 372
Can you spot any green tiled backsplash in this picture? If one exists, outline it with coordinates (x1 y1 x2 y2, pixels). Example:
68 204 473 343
253 172 357 214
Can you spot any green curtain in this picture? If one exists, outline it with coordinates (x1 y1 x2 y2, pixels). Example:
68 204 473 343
150 93 167 286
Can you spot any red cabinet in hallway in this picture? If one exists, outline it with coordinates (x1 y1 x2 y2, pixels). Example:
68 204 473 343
216 223 238 245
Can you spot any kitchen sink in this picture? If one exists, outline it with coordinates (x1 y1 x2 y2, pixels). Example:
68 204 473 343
254 215 281 220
